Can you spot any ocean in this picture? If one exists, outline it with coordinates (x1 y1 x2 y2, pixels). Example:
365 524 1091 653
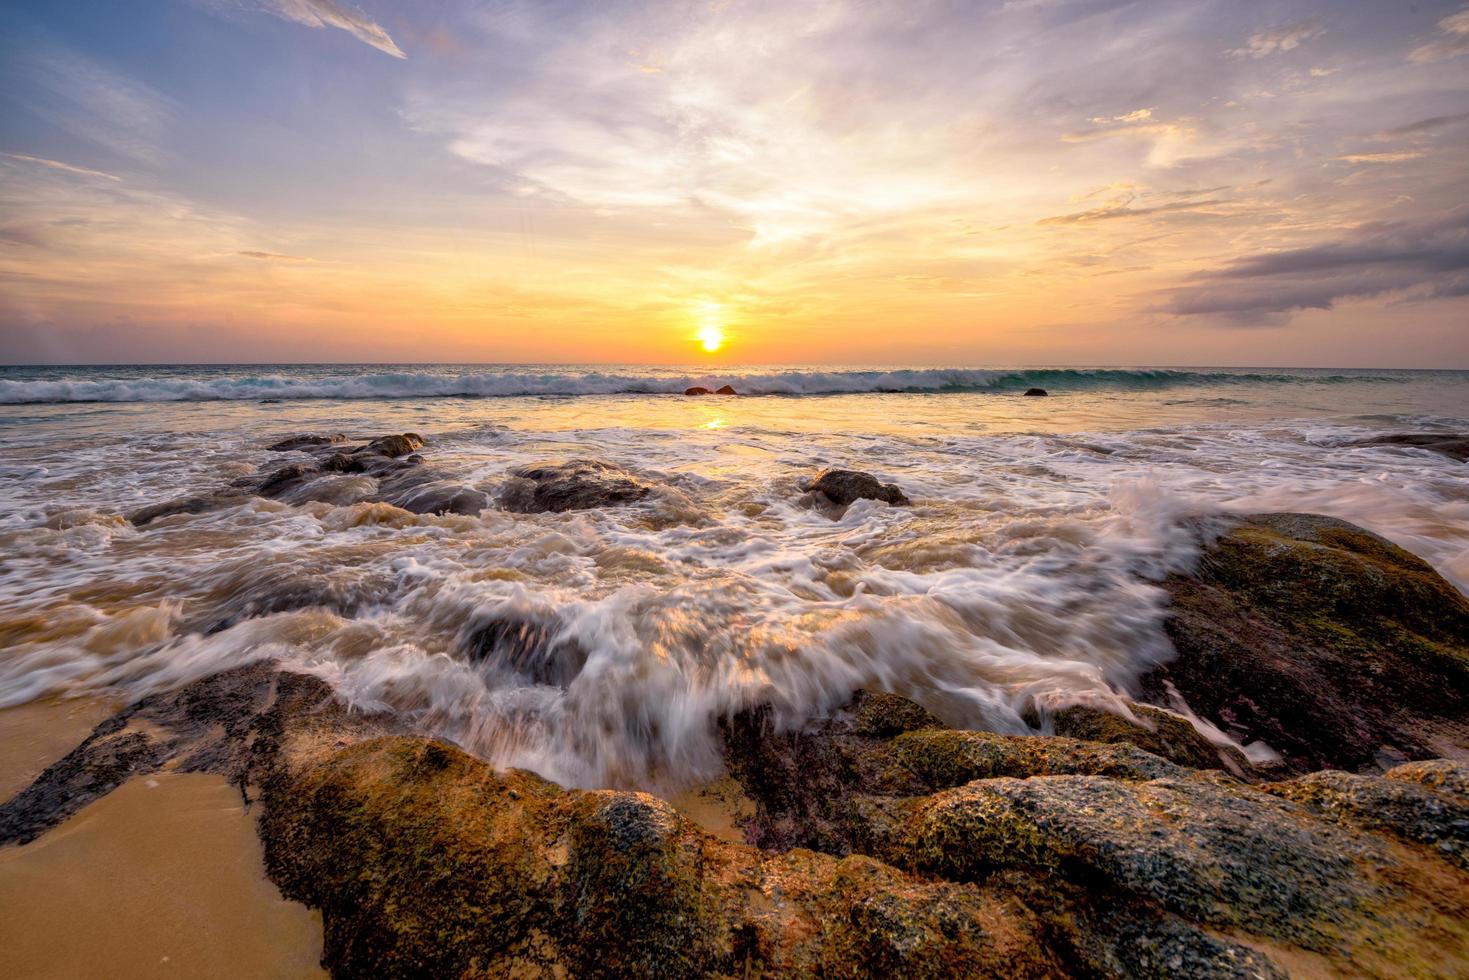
2 363 1466 790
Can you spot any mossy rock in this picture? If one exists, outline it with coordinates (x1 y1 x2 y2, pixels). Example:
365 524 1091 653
892 728 1183 787
1265 767 1469 869
1143 513 1469 774
1049 702 1250 774
907 771 1469 972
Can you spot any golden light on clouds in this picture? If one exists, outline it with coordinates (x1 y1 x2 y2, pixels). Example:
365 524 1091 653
1 1 1467 366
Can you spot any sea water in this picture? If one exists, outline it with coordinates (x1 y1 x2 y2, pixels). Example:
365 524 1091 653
1 364 1465 789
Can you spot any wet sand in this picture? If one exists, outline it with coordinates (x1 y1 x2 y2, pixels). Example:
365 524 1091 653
0 760 325 979
0 697 117 801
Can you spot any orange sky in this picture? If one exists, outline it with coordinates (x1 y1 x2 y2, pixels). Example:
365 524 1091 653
2 1 1468 365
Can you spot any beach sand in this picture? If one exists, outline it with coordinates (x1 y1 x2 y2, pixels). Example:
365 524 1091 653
0 700 325 980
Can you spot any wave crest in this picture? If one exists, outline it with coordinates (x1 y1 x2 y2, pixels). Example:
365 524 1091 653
0 366 1417 404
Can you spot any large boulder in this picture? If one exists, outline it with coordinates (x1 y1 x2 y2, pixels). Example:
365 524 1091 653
806 469 909 508
498 459 657 513
1141 513 1469 774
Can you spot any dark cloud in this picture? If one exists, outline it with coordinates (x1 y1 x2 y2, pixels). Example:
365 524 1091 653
1372 111 1469 140
1166 211 1469 321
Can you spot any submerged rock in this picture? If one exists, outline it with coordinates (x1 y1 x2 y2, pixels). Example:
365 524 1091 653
498 458 657 513
127 493 250 527
267 433 347 452
462 613 588 687
129 433 489 522
1143 513 1469 774
1350 432 1469 462
806 469 910 508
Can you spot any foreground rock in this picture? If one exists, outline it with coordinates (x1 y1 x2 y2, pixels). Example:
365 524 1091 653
128 432 490 524
1350 432 1469 461
498 458 658 513
806 469 910 508
1141 513 1469 774
8 669 1465 978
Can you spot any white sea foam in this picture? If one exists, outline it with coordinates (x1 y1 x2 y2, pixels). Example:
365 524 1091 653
0 379 1465 789
0 365 1442 403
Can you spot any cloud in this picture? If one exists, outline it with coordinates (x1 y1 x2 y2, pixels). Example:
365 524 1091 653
238 250 311 261
1336 151 1425 163
1228 21 1324 59
2 153 121 181
266 0 406 58
1409 5 1469 63
1038 199 1225 225
2 44 173 164
1371 111 1469 140
1165 211 1469 321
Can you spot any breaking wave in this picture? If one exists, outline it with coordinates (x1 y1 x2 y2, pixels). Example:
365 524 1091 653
0 365 1435 404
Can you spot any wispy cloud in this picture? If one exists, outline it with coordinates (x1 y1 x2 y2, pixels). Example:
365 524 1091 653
1038 199 1226 225
2 153 121 181
1337 151 1425 163
238 250 312 261
266 0 406 58
3 43 173 164
1371 111 1469 140
1409 5 1469 63
1228 21 1324 59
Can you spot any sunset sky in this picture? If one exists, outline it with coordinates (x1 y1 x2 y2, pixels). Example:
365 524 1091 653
1 0 1467 366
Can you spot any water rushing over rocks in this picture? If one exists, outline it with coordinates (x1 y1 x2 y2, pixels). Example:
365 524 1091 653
2 372 1467 790
3 371 1469 975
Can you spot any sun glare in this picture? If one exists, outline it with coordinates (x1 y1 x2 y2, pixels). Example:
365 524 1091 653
694 301 726 353
698 324 725 352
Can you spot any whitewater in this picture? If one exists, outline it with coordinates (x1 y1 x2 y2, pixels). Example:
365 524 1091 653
0 364 1463 403
1 364 1466 790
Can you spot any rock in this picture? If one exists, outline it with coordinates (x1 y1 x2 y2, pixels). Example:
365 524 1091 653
1350 432 1469 462
361 433 424 458
684 386 712 396
462 614 588 687
498 459 656 513
806 469 910 508
1387 758 1469 797
127 493 248 527
1143 513 1469 774
1264 767 1469 869
129 433 488 523
267 433 347 452
1022 387 1048 397
715 384 738 395
906 770 1469 970
1048 702 1249 774
720 696 935 855
11 673 1469 977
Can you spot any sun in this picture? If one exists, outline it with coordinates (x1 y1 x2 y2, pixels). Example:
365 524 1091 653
698 323 725 353
693 300 727 353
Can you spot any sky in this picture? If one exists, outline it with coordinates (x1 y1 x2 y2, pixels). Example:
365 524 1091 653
0 0 1467 366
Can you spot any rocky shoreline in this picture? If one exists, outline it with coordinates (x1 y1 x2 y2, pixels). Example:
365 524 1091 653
3 432 1468 977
